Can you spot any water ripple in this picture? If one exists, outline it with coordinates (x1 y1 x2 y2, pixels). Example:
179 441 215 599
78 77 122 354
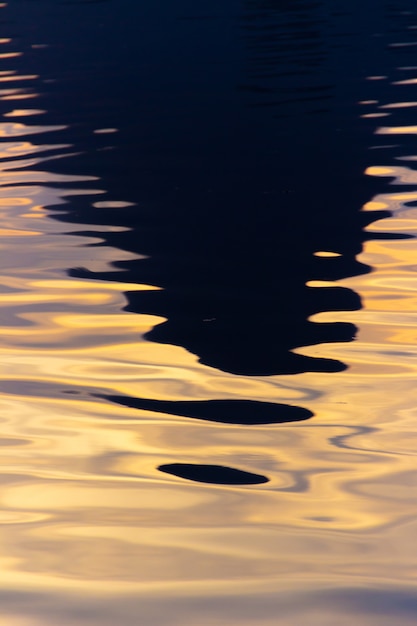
1 0 417 624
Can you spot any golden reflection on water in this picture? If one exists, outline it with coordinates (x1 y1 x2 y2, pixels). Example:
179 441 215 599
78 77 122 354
1 7 417 626
0 279 416 604
377 125 417 134
380 102 417 109
3 129 417 604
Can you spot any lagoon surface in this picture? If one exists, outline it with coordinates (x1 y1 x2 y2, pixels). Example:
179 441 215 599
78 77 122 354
2 0 417 623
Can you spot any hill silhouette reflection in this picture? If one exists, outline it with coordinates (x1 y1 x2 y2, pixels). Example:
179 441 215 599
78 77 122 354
3 0 415 486
4 1 410 445
41 0 394 378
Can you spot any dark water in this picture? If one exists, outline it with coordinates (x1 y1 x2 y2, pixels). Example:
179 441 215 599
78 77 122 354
2 0 417 624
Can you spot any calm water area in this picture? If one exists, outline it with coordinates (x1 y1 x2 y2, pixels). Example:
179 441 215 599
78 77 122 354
2 0 417 623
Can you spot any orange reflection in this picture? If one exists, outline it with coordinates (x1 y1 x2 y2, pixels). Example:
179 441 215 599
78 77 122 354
362 200 389 211
4 109 46 117
393 77 417 85
1 94 38 101
1 6 417 616
380 101 417 108
365 166 396 176
0 122 66 137
0 228 40 236
0 52 22 59
0 74 38 82
361 113 389 118
376 125 417 134
313 251 341 257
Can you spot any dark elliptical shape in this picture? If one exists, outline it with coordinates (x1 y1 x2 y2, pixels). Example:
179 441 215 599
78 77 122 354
158 463 269 485
96 396 314 426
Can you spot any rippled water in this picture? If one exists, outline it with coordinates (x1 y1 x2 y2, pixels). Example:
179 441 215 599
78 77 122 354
2 0 417 624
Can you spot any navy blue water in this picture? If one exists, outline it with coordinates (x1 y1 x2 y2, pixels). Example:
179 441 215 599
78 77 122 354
7 1 395 366
1 0 417 624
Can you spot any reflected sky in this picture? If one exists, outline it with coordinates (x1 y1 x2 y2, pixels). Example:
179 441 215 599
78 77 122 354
1 0 417 624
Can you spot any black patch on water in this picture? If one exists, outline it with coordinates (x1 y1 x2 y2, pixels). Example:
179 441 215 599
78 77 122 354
6 0 413 378
158 463 269 485
97 396 314 425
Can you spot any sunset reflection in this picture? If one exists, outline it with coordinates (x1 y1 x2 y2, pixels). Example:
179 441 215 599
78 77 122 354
2 1 417 625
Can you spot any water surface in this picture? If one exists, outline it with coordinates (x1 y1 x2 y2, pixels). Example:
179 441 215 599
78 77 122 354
1 0 417 624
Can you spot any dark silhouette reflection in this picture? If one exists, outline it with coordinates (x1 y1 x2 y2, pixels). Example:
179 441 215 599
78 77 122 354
4 0 407 379
48 0 396 377
159 463 269 485
3 0 416 488
95 396 313 425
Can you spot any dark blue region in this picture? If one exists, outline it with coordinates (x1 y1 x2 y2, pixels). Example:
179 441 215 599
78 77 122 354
95 396 314 425
158 463 269 485
3 0 416 377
